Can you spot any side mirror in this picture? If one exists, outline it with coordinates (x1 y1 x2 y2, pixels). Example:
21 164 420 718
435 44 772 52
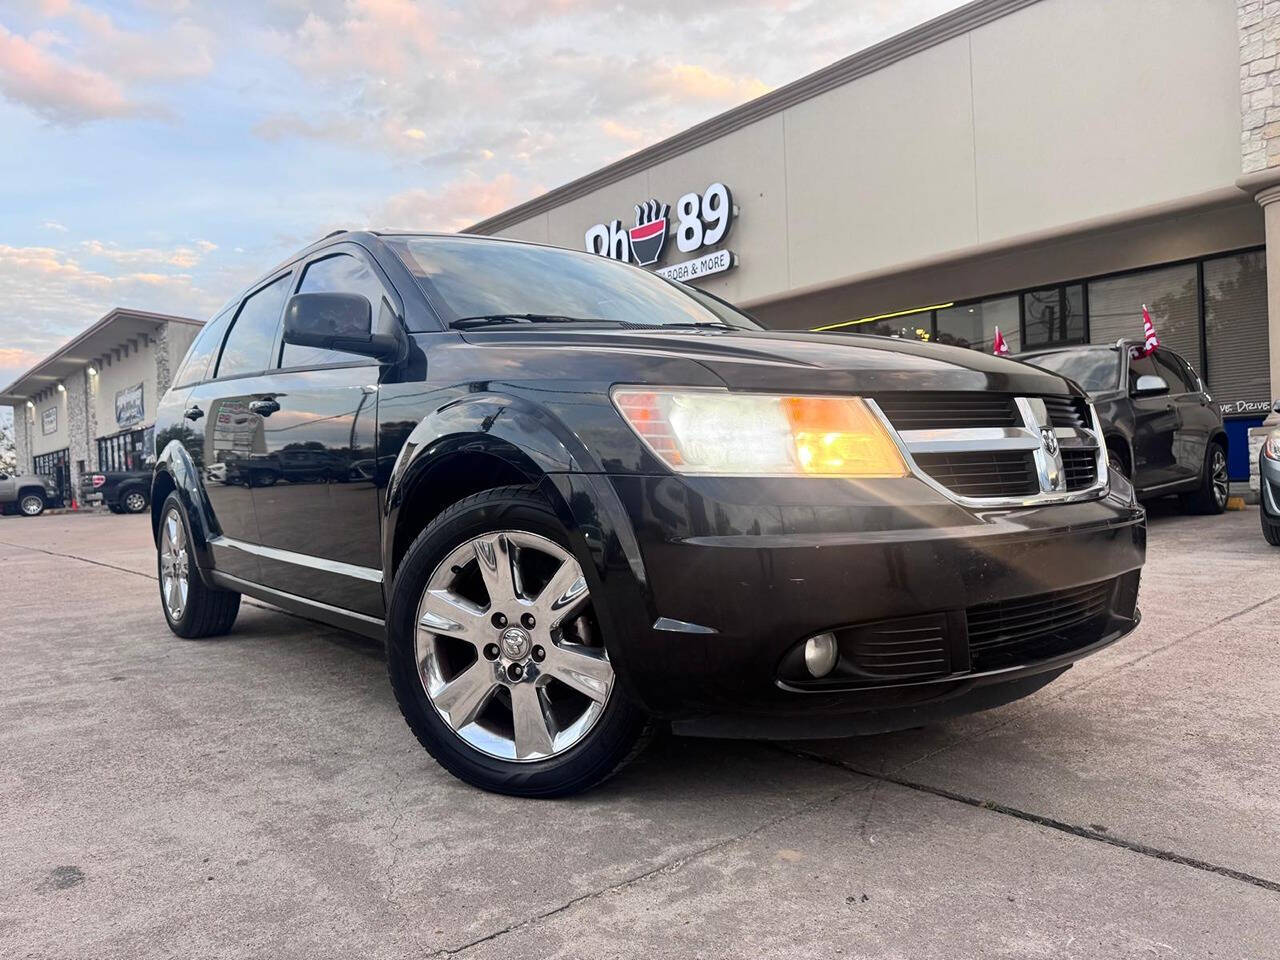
1132 374 1169 397
283 293 400 362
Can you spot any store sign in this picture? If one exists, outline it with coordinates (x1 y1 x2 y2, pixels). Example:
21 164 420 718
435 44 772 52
1219 398 1273 416
115 382 145 428
41 406 57 436
585 181 737 279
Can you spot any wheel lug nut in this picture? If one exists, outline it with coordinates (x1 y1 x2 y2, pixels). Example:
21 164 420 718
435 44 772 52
532 645 545 662
491 612 507 628
521 613 536 629
483 643 500 661
507 663 524 681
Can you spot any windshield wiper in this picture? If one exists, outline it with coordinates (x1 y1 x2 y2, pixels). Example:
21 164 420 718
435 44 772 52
619 321 733 331
449 313 611 329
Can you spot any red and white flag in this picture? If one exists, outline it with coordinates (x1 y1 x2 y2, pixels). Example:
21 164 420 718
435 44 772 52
1139 304 1160 356
992 326 1010 356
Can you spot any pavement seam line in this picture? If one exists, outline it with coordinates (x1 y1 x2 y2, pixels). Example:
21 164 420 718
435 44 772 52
773 744 1280 896
428 783 868 958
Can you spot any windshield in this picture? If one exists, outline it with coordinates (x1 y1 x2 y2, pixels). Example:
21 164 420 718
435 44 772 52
385 235 761 331
1020 348 1121 395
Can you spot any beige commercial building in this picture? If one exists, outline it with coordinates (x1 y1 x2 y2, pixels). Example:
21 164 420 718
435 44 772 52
471 0 1280 480
1 309 201 504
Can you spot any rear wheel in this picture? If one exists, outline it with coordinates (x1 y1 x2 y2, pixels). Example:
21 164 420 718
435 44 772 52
18 492 45 517
1180 442 1228 515
121 489 148 513
386 485 650 797
157 493 240 638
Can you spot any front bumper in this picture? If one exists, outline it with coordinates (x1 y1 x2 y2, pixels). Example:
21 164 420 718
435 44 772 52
1261 452 1280 518
552 472 1145 735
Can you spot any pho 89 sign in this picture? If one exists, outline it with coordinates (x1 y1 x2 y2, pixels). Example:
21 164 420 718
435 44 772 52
584 181 738 279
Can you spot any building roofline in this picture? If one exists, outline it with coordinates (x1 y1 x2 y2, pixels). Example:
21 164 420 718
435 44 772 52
466 0 1043 235
0 307 202 404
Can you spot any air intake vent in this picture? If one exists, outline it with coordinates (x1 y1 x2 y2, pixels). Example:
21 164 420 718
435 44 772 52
914 451 1039 498
837 614 951 681
1061 449 1099 491
1041 396 1091 430
874 393 1020 431
967 579 1115 671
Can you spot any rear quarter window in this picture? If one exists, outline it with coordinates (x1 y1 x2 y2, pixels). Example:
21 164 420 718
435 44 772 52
172 308 232 388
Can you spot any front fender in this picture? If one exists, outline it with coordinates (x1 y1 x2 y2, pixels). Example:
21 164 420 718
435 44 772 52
153 439 217 573
381 392 591 576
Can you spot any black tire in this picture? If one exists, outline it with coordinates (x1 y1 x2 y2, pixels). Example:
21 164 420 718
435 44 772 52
157 492 240 639
121 488 149 514
108 504 125 514
386 484 651 797
1106 446 1129 481
1263 512 1280 547
1180 442 1229 515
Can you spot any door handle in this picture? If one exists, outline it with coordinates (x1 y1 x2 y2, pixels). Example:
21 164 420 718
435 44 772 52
248 398 280 416
184 405 203 421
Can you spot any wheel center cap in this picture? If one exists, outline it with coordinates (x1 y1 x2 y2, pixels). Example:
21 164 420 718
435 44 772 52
499 626 532 660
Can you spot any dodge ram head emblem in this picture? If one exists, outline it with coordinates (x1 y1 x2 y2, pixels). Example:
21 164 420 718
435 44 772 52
628 199 669 266
1040 426 1059 457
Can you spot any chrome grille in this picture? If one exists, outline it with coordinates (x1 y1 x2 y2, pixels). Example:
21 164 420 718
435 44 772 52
872 393 1107 506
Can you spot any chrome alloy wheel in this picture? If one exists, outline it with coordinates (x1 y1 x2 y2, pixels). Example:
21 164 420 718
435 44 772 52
415 531 614 762
1211 447 1229 509
19 494 43 516
124 491 147 513
159 509 190 621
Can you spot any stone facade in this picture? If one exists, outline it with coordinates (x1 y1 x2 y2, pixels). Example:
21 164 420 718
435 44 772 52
65 370 91 497
12 408 31 475
155 323 174 396
1241 0 1280 172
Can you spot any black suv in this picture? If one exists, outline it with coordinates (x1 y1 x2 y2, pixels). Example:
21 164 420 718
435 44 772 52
151 232 1146 796
1017 343 1228 513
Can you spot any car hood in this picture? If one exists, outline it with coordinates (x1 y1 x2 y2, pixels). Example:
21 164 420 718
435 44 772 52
456 327 1078 396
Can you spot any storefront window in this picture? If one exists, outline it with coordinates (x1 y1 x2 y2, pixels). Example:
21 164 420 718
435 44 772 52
935 296 1019 352
1204 251 1269 415
33 449 70 504
1023 285 1085 347
1088 264 1201 374
97 427 152 472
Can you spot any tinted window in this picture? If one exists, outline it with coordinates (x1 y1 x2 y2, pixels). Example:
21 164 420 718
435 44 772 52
1154 351 1198 393
280 253 389 368
1024 285 1085 347
1127 353 1160 392
173 308 232 387
1022 348 1120 395
385 236 761 330
217 275 291 378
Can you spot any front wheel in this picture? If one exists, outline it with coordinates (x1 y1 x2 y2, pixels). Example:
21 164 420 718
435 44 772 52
1263 511 1280 547
1180 442 1228 515
157 493 240 638
18 493 45 517
386 485 650 797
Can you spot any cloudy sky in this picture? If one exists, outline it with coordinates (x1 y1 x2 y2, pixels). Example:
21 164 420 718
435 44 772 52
0 0 965 399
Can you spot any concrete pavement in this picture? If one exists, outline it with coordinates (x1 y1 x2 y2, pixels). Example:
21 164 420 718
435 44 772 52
0 506 1277 958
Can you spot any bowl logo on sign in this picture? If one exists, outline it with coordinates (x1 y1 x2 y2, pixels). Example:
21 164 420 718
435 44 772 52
628 199 669 266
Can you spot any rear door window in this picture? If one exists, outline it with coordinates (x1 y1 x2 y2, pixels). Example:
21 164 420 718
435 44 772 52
216 274 292 379
1155 351 1199 394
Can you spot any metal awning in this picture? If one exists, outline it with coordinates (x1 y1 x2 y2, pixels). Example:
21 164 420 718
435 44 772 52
0 308 201 406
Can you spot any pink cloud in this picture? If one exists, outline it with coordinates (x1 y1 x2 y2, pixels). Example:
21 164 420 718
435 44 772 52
0 24 133 123
378 174 535 232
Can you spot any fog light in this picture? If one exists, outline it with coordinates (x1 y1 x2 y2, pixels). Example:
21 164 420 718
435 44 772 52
804 632 839 678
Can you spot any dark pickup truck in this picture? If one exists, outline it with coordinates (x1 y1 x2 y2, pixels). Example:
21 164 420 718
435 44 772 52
83 469 152 514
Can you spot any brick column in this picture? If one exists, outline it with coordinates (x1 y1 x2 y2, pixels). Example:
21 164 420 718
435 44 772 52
65 370 92 499
14 403 32 472
1241 0 1280 172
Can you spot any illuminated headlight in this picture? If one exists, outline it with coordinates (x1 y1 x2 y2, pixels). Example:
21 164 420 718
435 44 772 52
1265 432 1280 461
611 388 908 477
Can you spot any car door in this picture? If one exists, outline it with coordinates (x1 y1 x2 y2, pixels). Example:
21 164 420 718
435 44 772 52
245 245 393 619
1155 350 1213 484
1126 351 1182 490
0 472 15 504
186 269 296 581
